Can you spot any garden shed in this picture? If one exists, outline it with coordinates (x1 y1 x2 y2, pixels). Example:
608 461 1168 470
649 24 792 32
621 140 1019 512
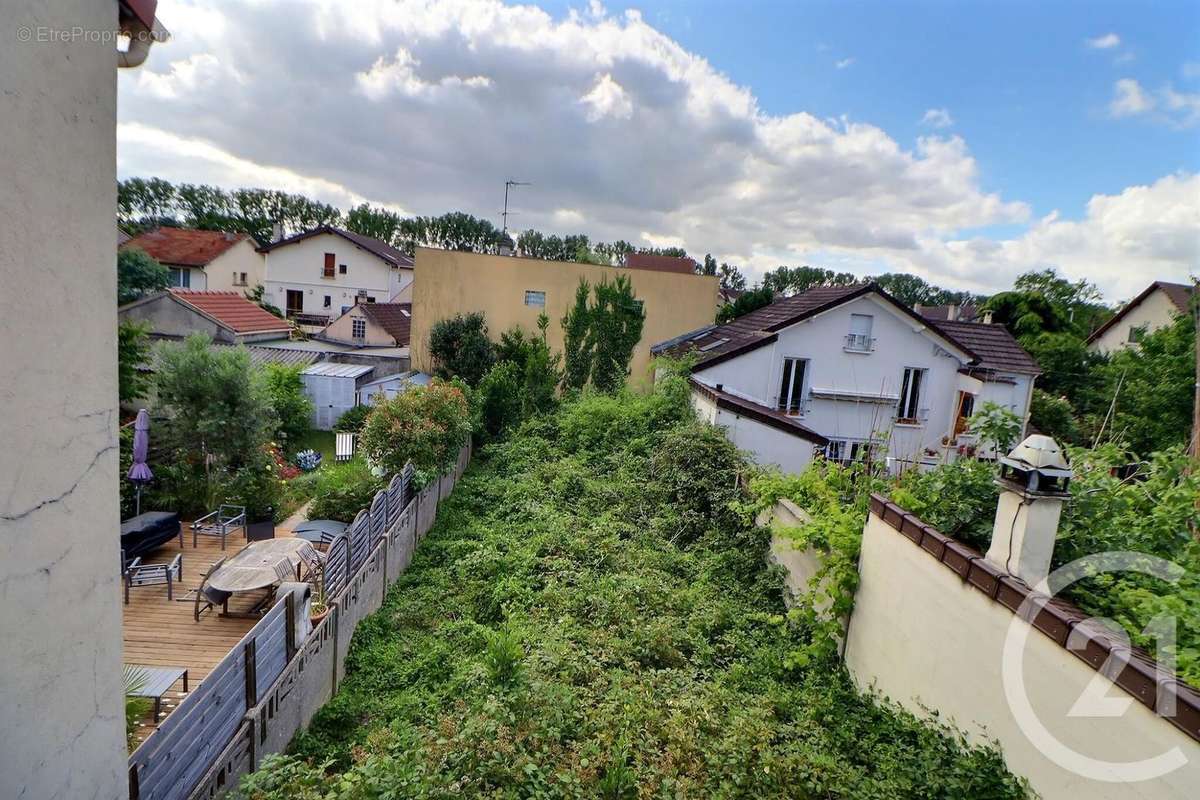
301 362 375 430
358 370 431 406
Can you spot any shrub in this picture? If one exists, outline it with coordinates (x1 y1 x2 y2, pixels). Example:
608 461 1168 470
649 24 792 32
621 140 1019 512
332 403 371 433
359 381 471 484
307 460 383 523
224 447 283 523
262 363 313 446
476 362 523 441
429 312 495 386
294 449 322 472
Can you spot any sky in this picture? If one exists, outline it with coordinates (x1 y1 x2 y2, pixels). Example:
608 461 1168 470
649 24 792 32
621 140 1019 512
117 0 1200 301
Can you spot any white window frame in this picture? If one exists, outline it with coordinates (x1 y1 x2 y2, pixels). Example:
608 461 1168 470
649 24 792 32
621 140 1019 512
351 318 367 340
168 267 190 288
846 313 874 352
776 356 809 416
524 290 546 307
897 366 927 423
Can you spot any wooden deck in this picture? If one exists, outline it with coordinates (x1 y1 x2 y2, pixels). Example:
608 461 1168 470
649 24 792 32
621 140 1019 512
123 519 303 746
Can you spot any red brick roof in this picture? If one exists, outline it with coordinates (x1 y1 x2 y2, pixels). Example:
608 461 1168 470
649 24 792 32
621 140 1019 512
359 302 412 346
623 253 698 274
123 227 249 267
171 290 291 334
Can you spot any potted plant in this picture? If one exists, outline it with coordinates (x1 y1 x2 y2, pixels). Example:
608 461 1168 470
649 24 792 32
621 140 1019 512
310 578 330 626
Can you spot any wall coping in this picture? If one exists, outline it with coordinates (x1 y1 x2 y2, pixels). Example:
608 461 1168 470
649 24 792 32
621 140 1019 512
868 492 1200 745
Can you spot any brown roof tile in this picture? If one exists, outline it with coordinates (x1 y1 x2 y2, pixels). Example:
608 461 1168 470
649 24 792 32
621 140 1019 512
623 253 698 274
123 226 248 267
690 379 828 445
359 302 412 346
934 319 1041 375
171 290 292 334
258 226 414 268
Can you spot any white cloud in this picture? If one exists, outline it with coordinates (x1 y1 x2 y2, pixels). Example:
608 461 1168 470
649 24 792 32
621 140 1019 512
1086 33 1121 49
920 108 953 128
1108 78 1200 127
579 73 633 121
1109 78 1154 116
835 58 854 69
115 0 1198 301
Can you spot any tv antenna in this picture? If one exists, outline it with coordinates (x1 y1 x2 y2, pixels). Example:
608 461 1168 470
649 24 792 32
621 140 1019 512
501 179 530 235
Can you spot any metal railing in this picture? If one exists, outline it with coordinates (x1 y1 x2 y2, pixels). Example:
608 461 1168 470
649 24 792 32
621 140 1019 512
844 333 874 352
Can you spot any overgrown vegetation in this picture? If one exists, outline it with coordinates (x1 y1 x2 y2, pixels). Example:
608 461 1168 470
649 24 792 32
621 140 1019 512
561 275 646 393
240 376 1026 799
428 312 496 387
359 381 472 485
305 460 383 524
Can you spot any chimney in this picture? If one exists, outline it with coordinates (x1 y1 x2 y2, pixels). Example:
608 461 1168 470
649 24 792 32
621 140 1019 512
270 221 284 243
497 231 515 257
914 303 925 316
947 303 959 321
354 289 368 305
984 435 1073 587
982 309 994 325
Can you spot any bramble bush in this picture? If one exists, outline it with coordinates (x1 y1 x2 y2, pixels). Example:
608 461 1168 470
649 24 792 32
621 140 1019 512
239 379 1026 799
305 460 383 524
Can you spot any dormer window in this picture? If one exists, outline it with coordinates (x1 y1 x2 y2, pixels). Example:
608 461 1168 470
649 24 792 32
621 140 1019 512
846 313 874 352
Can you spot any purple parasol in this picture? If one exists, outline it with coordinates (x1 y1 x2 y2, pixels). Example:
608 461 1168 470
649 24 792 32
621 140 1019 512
127 408 153 483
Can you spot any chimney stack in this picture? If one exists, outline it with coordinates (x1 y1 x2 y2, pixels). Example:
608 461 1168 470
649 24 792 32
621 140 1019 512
270 221 284 243
982 309 994 325
984 435 1072 587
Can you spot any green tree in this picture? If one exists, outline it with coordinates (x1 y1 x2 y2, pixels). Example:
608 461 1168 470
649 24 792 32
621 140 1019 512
1013 268 1110 336
117 247 170 304
717 262 746 292
762 265 856 296
522 313 562 415
968 401 1023 455
359 381 471 482
428 312 496 386
717 284 773 323
117 321 152 403
262 363 313 447
587 274 646 393
561 279 593 392
871 272 977 307
1029 388 1080 444
476 362 524 440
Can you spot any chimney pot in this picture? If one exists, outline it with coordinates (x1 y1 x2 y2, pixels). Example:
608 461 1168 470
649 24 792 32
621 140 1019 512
270 221 284 243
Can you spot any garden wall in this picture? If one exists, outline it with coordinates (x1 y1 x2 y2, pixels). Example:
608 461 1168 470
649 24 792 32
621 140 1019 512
127 444 471 800
843 496 1200 800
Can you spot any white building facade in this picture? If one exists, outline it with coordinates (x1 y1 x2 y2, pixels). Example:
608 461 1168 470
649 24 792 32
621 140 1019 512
261 226 413 323
1086 281 1193 356
657 284 1039 474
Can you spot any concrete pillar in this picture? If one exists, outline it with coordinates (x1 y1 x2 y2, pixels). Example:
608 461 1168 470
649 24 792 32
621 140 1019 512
1 2 127 797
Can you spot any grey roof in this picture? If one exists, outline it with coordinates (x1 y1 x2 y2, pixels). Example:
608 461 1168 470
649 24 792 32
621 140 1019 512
258 225 414 268
301 362 375 379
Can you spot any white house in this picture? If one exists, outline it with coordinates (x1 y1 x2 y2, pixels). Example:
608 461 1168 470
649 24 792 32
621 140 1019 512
654 283 1040 474
1085 281 1194 355
122 226 265 292
259 226 414 324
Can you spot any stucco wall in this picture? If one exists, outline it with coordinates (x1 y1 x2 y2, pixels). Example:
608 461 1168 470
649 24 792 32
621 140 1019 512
322 305 397 346
206 238 266 293
845 512 1200 799
0 2 127 797
120 294 232 342
264 232 395 315
411 249 719 386
1090 289 1185 355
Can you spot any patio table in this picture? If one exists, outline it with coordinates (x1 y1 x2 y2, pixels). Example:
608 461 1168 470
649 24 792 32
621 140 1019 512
207 538 322 594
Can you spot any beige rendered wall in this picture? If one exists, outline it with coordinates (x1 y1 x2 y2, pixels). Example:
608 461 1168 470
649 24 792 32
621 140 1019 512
0 2 128 798
1090 288 1183 355
323 305 397 346
411 248 719 387
206 238 267 293
845 513 1200 799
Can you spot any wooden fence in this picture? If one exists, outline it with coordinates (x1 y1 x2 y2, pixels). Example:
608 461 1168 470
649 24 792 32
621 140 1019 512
128 445 471 800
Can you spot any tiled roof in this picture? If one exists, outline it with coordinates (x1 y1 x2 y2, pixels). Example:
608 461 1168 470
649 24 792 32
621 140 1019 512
918 303 980 323
171 290 292 334
360 302 412 346
1086 281 1195 343
934 319 1041 375
691 379 829 445
258 225 414 268
123 226 248 267
623 253 698 274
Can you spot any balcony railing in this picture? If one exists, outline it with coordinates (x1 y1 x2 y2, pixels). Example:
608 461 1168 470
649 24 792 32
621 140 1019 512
844 333 874 352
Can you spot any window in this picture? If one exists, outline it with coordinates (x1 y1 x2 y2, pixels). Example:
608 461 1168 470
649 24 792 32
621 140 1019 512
365 296 376 303
897 367 926 422
524 290 546 307
168 267 190 288
825 440 872 465
352 318 367 339
777 357 808 414
323 253 335 278
232 271 248 286
954 391 975 435
846 313 874 351
339 263 347 275
323 295 332 308
285 289 303 315
1128 324 1147 344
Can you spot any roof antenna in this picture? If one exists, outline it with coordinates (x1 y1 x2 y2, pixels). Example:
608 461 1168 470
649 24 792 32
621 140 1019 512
501 179 531 236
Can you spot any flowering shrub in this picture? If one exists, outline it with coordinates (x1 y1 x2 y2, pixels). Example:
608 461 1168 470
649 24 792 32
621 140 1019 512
294 449 322 472
359 380 471 485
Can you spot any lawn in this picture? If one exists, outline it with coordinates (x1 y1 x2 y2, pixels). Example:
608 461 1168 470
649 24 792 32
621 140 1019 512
240 383 1027 799
290 429 336 463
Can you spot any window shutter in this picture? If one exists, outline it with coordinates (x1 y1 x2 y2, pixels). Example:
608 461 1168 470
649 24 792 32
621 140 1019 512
324 253 335 278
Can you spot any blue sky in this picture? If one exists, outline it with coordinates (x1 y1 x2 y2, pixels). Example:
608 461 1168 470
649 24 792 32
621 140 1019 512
118 0 1199 299
555 0 1200 221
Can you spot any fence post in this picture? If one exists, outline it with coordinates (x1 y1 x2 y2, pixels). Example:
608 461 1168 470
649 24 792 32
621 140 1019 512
285 592 297 662
127 764 139 800
244 639 258 709
330 602 340 695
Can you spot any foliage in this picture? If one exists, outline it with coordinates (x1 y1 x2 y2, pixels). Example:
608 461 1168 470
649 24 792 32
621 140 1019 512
359 381 472 484
124 665 152 752
1013 268 1109 336
294 449 323 472
1021 331 1103 406
891 460 1000 551
762 265 857 297
585 274 646 393
967 401 1023 455
118 321 152 404
1088 313 1195 455
1028 388 1080 444
242 384 1025 799
495 315 562 417
332 404 372 434
716 284 774 322
429 312 496 387
560 279 593 392
871 272 980 308
244 284 284 317
117 247 170 305
475 362 523 441
262 363 313 446
306 460 384 524
224 446 284 523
